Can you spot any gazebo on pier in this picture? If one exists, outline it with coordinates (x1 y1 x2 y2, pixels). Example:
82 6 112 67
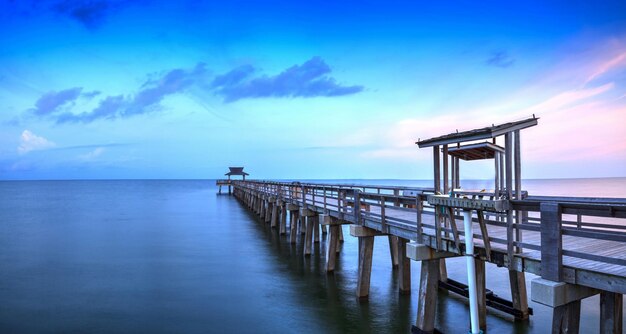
225 167 249 181
217 167 249 194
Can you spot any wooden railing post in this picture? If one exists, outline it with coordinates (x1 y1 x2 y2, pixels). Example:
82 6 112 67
380 196 386 230
354 189 361 225
416 195 423 240
540 202 562 281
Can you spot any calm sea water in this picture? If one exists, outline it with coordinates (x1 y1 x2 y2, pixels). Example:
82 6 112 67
1 178 625 333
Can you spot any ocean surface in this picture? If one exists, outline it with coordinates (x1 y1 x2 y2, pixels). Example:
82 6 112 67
1 178 625 333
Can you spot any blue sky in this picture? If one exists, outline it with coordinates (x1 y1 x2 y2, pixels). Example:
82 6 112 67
1 0 625 180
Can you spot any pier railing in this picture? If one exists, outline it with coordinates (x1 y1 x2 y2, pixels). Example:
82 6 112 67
232 180 626 291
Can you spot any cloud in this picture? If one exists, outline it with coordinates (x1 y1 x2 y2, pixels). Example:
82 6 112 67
51 0 117 29
125 63 207 116
486 50 515 68
584 51 626 85
364 39 626 176
210 64 255 88
17 130 56 155
78 147 105 161
30 87 103 118
32 87 83 115
524 82 614 115
213 57 364 102
25 58 363 123
54 63 207 123
56 95 126 123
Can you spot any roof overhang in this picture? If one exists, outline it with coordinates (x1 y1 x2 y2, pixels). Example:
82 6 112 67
416 117 538 148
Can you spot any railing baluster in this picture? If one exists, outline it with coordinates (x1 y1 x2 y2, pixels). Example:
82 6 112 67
354 189 361 225
381 196 386 232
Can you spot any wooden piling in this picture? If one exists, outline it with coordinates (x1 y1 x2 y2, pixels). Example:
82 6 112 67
415 259 440 333
476 259 487 330
357 236 375 299
389 235 399 268
600 291 623 334
290 211 299 244
509 271 530 320
314 216 320 243
398 237 411 294
552 300 581 334
326 225 339 272
270 201 278 228
279 204 287 235
265 200 272 223
304 216 314 256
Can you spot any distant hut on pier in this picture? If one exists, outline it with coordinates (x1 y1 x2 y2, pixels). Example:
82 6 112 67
225 167 249 181
217 167 249 194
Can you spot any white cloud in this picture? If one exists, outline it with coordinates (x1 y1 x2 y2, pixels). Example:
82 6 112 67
17 130 56 155
78 147 105 161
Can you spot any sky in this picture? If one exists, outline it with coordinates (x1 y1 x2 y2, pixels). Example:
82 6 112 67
0 0 625 180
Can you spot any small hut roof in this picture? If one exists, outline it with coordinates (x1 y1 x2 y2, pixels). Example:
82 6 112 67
417 117 538 148
225 167 249 176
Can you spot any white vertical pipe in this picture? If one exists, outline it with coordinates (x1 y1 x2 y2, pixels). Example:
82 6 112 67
464 209 480 334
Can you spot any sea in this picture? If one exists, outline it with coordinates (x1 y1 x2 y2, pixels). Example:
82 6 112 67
1 178 625 333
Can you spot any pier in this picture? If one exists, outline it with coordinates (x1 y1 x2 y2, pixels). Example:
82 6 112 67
219 117 625 334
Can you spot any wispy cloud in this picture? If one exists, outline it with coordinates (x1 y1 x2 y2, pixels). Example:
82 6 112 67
26 58 363 123
78 147 105 161
486 50 515 68
584 51 626 86
212 57 364 102
17 130 56 155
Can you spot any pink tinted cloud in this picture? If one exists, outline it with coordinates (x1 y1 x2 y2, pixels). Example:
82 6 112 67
372 35 626 177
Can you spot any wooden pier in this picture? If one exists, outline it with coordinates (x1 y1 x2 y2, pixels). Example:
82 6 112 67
219 117 626 334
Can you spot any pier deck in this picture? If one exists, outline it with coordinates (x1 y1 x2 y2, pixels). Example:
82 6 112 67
232 181 626 293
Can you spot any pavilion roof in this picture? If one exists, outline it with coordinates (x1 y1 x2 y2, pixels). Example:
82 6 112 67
417 117 538 148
